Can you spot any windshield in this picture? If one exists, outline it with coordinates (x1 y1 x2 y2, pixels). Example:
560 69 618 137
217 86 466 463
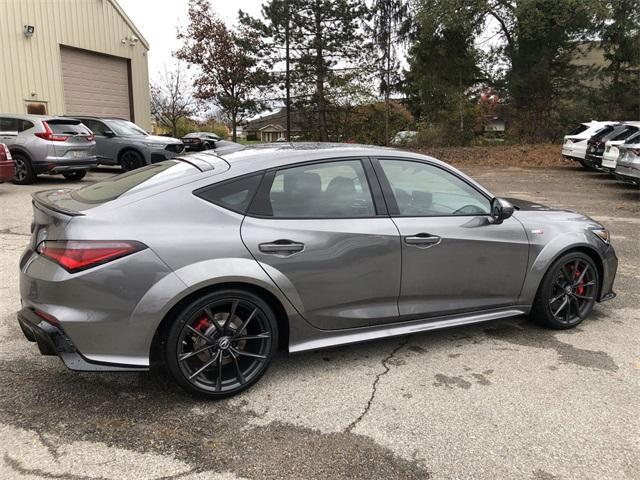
105 119 148 137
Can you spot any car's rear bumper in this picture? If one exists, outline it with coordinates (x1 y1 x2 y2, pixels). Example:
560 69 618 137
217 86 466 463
17 307 147 372
614 165 640 185
0 160 14 182
34 158 98 174
584 153 604 168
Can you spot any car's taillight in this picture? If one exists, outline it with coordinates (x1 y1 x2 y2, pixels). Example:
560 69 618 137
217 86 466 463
36 240 146 273
86 134 95 142
629 148 640 156
0 143 10 161
35 122 69 142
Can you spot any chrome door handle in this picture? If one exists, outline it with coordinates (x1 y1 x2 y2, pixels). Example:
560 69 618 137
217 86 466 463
259 240 305 255
404 233 441 247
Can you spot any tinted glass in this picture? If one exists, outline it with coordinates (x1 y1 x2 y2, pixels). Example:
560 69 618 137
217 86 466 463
18 120 34 132
568 124 588 135
611 127 639 141
592 126 615 140
196 175 262 214
71 160 198 204
47 122 92 135
269 160 375 218
105 119 148 136
0 117 17 132
82 120 108 136
379 159 491 216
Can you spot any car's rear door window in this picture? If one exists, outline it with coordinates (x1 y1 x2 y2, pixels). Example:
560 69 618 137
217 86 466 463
261 159 376 218
0 117 18 133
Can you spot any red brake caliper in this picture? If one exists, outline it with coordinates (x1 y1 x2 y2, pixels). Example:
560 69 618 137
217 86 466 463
574 268 585 296
195 316 211 332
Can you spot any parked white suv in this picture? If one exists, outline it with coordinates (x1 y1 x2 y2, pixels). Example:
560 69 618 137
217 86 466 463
562 121 614 167
0 114 96 184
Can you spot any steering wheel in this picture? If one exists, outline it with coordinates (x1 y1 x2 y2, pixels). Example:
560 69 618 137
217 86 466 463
452 204 486 215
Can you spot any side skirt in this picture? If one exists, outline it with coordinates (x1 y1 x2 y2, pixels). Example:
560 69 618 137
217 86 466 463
289 307 530 353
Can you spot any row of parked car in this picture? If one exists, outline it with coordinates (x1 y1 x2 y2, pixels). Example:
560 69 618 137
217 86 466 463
0 113 234 185
562 120 640 186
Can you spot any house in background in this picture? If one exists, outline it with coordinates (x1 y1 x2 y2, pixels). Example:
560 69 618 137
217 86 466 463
244 108 304 141
0 0 151 130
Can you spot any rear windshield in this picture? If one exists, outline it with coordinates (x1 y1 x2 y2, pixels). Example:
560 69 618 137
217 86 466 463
47 121 91 135
71 160 198 204
611 127 639 141
592 126 615 140
567 124 589 135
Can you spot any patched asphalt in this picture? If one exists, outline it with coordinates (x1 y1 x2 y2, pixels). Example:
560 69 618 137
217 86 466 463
0 164 638 479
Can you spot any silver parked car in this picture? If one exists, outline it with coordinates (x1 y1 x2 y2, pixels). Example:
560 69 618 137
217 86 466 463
68 116 185 170
614 142 640 186
18 144 617 398
0 114 97 184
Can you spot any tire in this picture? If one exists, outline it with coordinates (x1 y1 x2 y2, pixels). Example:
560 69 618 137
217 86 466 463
119 150 145 171
530 252 600 329
203 142 212 150
165 289 279 398
12 153 36 185
578 159 590 169
62 170 87 181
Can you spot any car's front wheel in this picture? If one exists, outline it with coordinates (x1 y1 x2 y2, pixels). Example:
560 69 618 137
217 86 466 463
531 252 599 329
62 170 87 181
165 290 278 398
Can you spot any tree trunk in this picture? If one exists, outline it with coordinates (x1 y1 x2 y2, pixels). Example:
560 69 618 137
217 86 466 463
314 0 328 142
231 113 237 142
285 0 291 141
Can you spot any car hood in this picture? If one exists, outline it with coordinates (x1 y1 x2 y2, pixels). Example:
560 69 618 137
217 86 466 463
506 197 603 229
120 135 182 144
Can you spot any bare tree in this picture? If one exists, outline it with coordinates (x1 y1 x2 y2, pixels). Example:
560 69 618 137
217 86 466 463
150 62 195 137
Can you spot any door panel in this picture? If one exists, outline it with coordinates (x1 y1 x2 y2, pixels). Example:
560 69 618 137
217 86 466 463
392 215 529 318
374 157 529 319
241 217 401 329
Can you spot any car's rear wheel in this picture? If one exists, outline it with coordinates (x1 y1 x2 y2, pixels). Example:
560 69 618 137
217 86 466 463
62 170 87 181
203 141 212 150
531 252 599 329
119 150 144 171
165 290 278 398
12 153 35 185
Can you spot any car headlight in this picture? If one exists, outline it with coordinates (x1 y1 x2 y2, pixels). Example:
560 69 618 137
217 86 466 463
144 142 165 149
591 228 610 245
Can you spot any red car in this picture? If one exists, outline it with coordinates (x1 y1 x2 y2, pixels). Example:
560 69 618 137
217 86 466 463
0 144 15 183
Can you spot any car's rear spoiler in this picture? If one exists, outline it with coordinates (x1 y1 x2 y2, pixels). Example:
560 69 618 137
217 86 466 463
32 190 86 217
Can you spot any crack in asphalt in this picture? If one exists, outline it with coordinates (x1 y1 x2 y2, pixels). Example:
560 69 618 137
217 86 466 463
0 228 30 237
346 337 409 433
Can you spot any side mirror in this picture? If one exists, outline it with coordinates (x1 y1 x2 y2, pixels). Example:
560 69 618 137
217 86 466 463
103 130 116 138
491 198 515 224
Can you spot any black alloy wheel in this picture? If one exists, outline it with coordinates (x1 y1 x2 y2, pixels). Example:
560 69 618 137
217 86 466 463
532 252 599 329
119 150 145 171
165 290 278 398
12 153 35 185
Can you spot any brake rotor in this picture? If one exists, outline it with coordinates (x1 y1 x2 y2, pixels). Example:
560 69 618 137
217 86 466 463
193 311 246 365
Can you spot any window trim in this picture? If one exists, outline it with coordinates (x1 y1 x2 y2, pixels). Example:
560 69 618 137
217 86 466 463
246 156 387 220
193 172 264 215
371 156 494 218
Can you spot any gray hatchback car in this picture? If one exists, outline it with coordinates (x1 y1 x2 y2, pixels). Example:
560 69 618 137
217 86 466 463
0 114 97 184
69 116 185 170
18 144 617 398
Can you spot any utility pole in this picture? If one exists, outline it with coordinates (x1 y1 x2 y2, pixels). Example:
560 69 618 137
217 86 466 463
384 1 391 146
285 0 291 141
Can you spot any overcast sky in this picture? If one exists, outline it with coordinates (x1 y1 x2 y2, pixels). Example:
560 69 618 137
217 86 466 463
118 0 264 81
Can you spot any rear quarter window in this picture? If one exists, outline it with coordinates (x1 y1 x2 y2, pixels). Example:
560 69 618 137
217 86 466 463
195 174 262 214
567 124 588 135
71 160 200 204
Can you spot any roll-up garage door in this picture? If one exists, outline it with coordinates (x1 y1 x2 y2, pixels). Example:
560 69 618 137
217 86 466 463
60 46 132 120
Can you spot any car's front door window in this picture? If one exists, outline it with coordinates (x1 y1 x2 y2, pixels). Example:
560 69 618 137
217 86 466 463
378 159 491 216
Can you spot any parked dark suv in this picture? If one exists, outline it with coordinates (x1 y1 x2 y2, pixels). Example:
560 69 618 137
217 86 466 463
0 114 96 184
68 116 185 171
584 123 638 169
